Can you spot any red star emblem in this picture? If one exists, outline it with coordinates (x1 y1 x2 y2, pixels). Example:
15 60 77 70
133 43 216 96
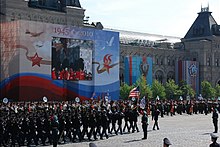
30 53 43 67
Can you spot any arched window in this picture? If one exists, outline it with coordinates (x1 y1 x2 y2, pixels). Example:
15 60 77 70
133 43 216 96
172 59 175 66
155 57 159 65
159 55 164 65
207 57 211 66
215 59 219 67
160 58 163 65
167 57 171 66
155 70 164 84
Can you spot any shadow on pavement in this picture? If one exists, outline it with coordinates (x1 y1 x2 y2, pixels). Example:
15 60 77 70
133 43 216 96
124 139 142 143
201 132 212 135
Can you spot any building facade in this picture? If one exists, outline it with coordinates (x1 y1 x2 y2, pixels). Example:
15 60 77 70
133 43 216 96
0 0 84 26
118 6 220 90
1 0 220 100
0 0 120 101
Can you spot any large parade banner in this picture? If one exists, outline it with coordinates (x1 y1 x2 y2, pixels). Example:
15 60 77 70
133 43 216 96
0 20 119 101
176 60 199 96
124 56 152 86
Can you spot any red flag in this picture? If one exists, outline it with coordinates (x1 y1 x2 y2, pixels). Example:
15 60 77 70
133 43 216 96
129 86 140 98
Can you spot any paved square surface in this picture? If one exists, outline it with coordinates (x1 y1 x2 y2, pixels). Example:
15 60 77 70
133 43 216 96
55 113 217 147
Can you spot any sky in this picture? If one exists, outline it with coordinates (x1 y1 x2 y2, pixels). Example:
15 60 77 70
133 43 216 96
80 0 220 38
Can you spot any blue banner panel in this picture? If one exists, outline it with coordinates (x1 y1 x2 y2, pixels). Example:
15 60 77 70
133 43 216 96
124 56 152 86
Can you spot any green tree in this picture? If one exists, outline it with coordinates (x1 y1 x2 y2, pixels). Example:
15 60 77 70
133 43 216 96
165 79 182 99
136 75 152 99
215 84 220 98
152 80 166 99
201 81 216 99
120 83 134 100
179 80 195 99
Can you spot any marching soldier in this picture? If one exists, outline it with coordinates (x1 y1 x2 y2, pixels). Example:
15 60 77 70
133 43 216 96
132 107 139 133
27 117 38 146
11 118 20 146
107 109 112 134
158 101 165 117
95 110 102 139
123 107 130 133
36 116 44 145
117 108 124 135
20 117 29 145
153 109 160 130
71 111 82 142
128 107 134 133
58 113 66 143
81 110 89 140
205 101 209 115
42 115 52 145
110 107 118 135
101 109 109 139
88 109 97 140
51 115 59 147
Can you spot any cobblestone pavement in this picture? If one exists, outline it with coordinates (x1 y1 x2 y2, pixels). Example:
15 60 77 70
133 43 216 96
55 113 217 147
